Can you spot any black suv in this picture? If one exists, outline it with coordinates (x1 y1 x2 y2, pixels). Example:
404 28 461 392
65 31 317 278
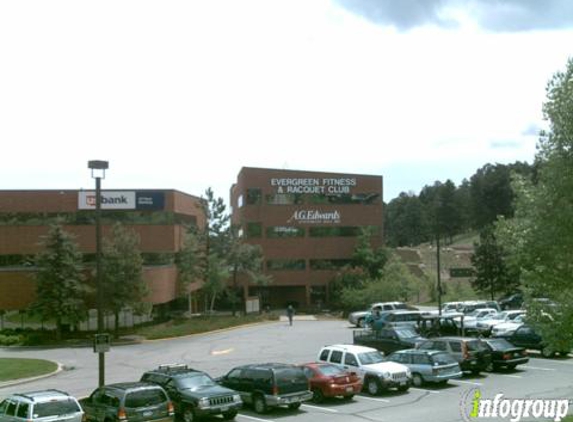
140 364 242 422
80 382 174 422
353 326 426 354
217 363 312 414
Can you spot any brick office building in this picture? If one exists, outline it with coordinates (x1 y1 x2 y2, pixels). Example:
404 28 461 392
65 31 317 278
0 189 205 313
230 167 384 308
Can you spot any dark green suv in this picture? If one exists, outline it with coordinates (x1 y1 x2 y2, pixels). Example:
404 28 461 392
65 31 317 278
140 364 242 422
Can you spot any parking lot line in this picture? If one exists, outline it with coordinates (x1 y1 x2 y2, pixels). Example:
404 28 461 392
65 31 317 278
356 396 390 403
301 404 339 413
500 374 522 379
237 415 275 422
521 365 556 371
450 379 483 386
410 387 440 394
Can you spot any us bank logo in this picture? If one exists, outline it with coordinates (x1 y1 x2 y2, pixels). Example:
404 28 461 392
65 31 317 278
460 388 569 422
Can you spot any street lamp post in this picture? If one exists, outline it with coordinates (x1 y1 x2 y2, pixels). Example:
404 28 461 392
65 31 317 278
437 233 442 316
88 160 109 387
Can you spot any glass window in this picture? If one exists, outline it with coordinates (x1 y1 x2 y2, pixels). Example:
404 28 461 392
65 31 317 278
316 364 345 377
266 259 305 271
5 401 17 417
344 353 359 366
227 369 242 380
16 402 29 418
432 352 457 365
266 226 305 238
357 351 385 365
246 222 262 238
449 342 462 352
33 400 81 417
125 389 166 408
246 189 262 205
308 193 380 205
319 349 330 361
265 194 304 205
308 226 361 237
237 195 244 208
412 354 431 365
330 350 343 364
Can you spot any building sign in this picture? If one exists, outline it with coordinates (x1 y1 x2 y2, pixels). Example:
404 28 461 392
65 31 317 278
271 177 357 194
288 209 341 224
78 191 165 210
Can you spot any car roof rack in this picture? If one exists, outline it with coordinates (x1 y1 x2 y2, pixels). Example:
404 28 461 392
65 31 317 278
157 363 194 372
15 390 70 402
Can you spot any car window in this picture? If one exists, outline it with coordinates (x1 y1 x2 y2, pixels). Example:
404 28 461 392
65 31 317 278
125 389 167 408
227 369 242 379
34 399 81 417
357 351 385 365
330 350 343 364
432 352 457 365
5 401 17 417
394 304 409 310
344 353 359 366
316 364 345 377
379 330 394 339
0 400 10 415
319 349 330 361
16 402 29 418
412 354 431 365
486 339 513 350
302 367 315 379
383 305 393 310
176 374 216 389
467 340 488 352
449 342 462 352
418 341 435 350
390 353 409 364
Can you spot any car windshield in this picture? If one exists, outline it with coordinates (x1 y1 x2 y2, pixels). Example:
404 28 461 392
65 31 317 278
432 352 457 365
395 328 419 339
177 374 216 389
486 339 514 350
33 400 80 417
358 351 385 365
466 310 481 317
275 368 307 383
316 364 345 377
467 340 488 352
394 303 409 310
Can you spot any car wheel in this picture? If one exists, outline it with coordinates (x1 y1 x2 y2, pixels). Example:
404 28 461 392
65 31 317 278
541 346 555 358
182 407 195 422
288 403 301 410
485 361 494 372
397 384 409 392
507 364 517 370
412 373 424 387
471 369 481 375
357 318 366 328
312 388 325 403
222 410 238 420
253 395 268 414
342 394 354 401
366 377 381 396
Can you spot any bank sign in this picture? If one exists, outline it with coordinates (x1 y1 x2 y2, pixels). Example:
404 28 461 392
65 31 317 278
78 191 165 210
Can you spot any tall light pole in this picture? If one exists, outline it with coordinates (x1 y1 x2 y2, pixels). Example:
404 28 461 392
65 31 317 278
88 160 109 387
437 233 442 316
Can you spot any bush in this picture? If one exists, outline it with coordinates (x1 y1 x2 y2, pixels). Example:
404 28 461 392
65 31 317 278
0 334 22 346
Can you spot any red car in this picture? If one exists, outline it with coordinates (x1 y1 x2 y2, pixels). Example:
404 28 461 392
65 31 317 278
300 363 363 403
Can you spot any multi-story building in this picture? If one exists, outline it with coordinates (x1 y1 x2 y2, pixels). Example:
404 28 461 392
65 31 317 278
0 189 205 314
230 167 384 308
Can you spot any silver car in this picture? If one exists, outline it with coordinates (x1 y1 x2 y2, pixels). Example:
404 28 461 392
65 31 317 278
386 349 463 387
0 390 84 422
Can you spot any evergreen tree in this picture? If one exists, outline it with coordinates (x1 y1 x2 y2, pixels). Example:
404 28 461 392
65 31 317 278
101 223 146 337
32 223 87 339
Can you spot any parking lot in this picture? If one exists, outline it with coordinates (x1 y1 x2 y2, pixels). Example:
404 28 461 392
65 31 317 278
1 319 572 421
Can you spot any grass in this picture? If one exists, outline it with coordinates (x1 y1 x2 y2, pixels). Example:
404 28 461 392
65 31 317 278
0 358 58 381
134 313 279 340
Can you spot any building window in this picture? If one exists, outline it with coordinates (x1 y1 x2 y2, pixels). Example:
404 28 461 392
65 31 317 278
266 259 306 271
246 188 262 205
246 222 262 238
266 226 305 238
308 193 380 205
309 259 352 270
237 195 244 208
308 226 361 237
265 193 304 205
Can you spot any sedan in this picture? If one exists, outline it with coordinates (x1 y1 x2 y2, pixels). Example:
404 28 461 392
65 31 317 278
299 363 362 403
386 349 463 387
482 338 529 371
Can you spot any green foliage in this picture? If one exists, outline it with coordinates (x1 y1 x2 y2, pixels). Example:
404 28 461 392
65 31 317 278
496 57 573 353
31 223 88 339
0 334 21 346
470 225 520 299
351 228 389 278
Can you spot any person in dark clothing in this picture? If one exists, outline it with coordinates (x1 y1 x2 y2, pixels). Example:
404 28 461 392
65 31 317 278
286 305 294 326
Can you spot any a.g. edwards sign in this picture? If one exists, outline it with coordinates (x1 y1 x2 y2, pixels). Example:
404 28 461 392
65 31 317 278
288 209 341 224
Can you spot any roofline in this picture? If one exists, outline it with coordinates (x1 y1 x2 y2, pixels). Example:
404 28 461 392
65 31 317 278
237 166 382 179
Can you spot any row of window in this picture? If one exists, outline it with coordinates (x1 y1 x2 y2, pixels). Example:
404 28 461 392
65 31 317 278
238 189 380 207
266 259 352 271
0 253 175 268
0 212 197 226
246 224 380 239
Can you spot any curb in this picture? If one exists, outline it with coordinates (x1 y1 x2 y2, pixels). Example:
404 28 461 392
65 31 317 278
0 361 63 389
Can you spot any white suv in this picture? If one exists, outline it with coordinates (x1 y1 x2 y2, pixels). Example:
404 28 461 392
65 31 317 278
348 302 409 327
0 390 84 422
317 344 411 395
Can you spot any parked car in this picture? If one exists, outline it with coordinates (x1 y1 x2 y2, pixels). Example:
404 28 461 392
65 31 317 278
216 363 312 414
353 326 426 354
499 293 523 310
140 363 242 421
453 308 499 332
481 338 529 371
299 363 362 402
416 337 492 375
498 324 570 358
371 311 425 330
475 310 526 335
490 314 526 337
348 302 409 328
0 390 84 422
80 382 174 422
417 314 463 337
317 344 411 395
461 301 501 314
386 349 463 387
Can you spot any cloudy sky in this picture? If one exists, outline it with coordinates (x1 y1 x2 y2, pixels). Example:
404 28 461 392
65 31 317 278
1 0 572 203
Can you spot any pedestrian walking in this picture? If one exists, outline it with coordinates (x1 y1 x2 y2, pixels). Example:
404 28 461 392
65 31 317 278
286 304 294 326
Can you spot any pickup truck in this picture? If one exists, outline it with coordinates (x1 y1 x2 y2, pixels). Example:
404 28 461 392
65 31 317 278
353 327 426 354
